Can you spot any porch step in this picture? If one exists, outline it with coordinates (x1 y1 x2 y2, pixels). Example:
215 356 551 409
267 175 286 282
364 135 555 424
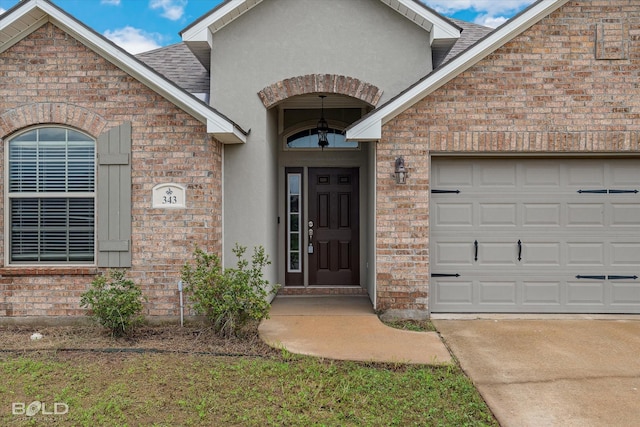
278 286 368 296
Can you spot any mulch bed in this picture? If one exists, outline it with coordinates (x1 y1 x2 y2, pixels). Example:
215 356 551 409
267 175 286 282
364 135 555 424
0 323 280 358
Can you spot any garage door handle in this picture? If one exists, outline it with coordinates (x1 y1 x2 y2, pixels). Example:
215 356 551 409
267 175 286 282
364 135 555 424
608 275 638 280
431 273 461 278
474 240 478 261
517 240 522 261
576 275 607 280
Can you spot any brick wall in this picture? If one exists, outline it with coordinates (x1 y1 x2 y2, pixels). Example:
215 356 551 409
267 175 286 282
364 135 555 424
258 74 383 108
0 23 223 317
377 0 640 313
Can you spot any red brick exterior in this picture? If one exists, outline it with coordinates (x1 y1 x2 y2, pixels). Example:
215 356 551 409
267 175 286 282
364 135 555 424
258 74 383 108
0 24 223 317
376 0 640 313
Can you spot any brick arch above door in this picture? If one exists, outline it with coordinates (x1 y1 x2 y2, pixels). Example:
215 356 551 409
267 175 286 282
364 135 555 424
258 74 383 108
0 103 108 138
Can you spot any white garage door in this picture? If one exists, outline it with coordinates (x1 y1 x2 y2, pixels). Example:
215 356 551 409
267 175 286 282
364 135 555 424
430 158 640 313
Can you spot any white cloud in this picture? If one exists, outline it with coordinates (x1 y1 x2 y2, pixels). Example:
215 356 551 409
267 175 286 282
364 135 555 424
103 26 162 54
0 7 6 15
150 0 187 21
475 14 509 28
100 0 121 5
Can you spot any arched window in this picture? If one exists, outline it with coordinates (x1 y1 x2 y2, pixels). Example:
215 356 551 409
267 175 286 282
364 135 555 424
285 127 359 149
7 127 95 263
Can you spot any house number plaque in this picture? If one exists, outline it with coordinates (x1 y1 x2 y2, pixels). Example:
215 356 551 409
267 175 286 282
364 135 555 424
152 183 186 208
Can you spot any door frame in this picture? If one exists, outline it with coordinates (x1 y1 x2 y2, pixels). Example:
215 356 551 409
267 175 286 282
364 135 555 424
277 141 376 305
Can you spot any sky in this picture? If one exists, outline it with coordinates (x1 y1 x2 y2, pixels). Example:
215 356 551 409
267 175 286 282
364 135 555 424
0 0 537 54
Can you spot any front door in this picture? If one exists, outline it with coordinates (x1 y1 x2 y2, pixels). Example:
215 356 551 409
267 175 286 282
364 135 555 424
285 167 360 287
308 168 360 285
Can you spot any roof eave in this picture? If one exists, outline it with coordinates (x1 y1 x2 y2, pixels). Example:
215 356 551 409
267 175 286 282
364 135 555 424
346 0 570 142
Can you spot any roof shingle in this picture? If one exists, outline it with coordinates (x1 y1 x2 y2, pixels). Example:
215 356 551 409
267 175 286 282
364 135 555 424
136 43 210 95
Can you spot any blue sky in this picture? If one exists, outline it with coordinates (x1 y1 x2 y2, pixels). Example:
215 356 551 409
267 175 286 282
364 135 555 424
0 0 536 54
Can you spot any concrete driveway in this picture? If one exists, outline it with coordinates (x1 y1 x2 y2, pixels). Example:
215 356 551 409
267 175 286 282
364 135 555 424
433 318 640 427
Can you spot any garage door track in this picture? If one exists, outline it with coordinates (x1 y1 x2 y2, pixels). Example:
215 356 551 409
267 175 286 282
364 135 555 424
434 319 640 427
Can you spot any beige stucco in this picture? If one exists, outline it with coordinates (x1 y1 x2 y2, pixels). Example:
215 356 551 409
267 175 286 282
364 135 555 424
209 0 434 291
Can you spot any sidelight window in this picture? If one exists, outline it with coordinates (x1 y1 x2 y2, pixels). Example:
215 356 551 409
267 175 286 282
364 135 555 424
287 173 302 272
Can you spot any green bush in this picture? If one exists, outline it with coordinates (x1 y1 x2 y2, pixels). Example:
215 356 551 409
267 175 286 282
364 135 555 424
80 269 146 337
181 244 279 338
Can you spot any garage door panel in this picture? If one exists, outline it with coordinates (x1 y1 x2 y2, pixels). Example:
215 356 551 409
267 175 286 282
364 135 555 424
433 162 473 187
523 203 561 226
435 242 473 265
522 164 562 188
522 242 561 266
479 281 516 304
432 157 640 314
481 243 518 265
567 281 605 305
610 243 640 265
610 164 640 186
434 203 473 226
611 283 640 305
434 273 640 310
567 163 606 188
567 203 605 227
566 243 605 266
480 203 517 226
610 204 640 227
479 163 517 187
522 281 562 305
433 280 474 305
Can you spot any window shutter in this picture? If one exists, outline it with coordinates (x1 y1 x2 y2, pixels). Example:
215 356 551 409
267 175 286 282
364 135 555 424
97 122 132 267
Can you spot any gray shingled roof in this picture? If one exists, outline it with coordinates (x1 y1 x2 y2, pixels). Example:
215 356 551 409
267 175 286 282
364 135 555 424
136 43 209 95
435 18 495 67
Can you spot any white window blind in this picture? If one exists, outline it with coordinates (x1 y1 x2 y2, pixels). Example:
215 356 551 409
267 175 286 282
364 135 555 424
8 128 95 263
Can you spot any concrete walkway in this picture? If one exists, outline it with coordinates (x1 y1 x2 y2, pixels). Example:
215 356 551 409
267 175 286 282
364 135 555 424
258 296 452 365
434 318 640 427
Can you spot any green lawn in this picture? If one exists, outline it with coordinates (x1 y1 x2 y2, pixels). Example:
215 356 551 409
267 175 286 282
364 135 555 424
0 351 497 426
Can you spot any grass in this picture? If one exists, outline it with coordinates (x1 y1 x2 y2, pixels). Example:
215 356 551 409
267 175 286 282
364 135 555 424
383 319 438 332
0 324 496 426
0 351 496 426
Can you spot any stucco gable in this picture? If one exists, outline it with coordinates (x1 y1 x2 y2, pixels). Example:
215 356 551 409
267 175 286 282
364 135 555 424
180 0 461 70
346 0 570 141
0 0 246 143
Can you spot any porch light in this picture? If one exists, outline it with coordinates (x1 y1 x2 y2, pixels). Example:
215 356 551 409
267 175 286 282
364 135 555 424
394 157 408 184
317 95 329 149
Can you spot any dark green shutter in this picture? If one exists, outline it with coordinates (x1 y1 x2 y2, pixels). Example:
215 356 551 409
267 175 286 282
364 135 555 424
97 122 132 267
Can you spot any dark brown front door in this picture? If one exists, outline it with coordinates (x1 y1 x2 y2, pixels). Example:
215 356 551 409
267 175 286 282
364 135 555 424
308 168 360 286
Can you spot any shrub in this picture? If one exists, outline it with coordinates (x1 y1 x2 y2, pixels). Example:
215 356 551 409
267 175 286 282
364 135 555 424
80 269 146 337
181 244 279 338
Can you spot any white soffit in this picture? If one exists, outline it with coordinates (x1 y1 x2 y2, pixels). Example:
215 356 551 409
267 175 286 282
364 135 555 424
1 0 247 144
346 0 570 142
181 0 264 43
181 0 460 44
